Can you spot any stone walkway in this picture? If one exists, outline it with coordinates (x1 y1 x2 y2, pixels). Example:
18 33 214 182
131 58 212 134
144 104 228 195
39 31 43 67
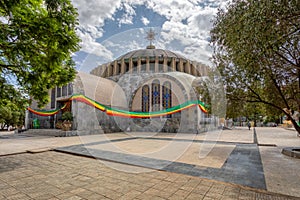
0 127 299 199
56 139 266 189
0 151 297 200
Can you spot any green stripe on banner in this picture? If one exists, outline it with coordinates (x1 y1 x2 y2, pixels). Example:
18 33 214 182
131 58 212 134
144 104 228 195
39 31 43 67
27 94 208 117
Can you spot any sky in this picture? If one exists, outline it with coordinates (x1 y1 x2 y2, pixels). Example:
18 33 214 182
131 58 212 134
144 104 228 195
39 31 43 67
71 0 229 72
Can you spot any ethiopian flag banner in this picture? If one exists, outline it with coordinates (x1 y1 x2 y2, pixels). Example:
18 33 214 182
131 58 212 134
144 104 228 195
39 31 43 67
27 104 67 116
27 94 208 118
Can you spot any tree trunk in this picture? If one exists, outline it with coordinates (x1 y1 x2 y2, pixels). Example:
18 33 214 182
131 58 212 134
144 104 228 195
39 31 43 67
290 118 300 136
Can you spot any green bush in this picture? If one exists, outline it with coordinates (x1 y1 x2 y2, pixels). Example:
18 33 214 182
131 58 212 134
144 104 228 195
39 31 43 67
62 111 73 121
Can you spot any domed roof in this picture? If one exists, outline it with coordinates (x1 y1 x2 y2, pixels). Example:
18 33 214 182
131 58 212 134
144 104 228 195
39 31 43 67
116 47 187 61
75 72 127 107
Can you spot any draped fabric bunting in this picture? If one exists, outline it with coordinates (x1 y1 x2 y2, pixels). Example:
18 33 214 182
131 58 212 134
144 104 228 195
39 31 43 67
27 104 67 116
27 94 208 117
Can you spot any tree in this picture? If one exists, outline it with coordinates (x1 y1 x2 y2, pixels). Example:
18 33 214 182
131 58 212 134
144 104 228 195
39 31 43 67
0 78 27 129
0 0 80 107
211 0 300 134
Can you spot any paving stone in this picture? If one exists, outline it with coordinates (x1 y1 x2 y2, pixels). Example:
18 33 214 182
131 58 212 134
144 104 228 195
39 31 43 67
86 193 110 200
0 131 299 200
65 196 83 200
205 191 223 199
193 184 211 195
56 192 76 199
5 193 31 200
136 192 162 200
0 187 19 196
185 192 204 200
34 193 57 200
172 189 191 199
119 190 142 200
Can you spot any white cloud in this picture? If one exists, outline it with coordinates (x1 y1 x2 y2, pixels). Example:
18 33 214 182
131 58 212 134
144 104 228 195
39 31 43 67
71 0 229 67
77 30 113 60
143 1 221 64
72 0 121 27
141 16 150 25
118 3 136 26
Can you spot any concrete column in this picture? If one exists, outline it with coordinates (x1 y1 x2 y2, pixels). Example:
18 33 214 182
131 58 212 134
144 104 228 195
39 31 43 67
121 59 125 74
192 62 198 76
190 62 197 76
185 61 191 75
137 58 141 73
155 56 159 73
105 64 108 77
194 63 200 76
103 64 107 77
102 65 107 77
171 58 176 71
146 57 150 72
129 58 133 74
179 59 184 72
113 61 117 76
104 64 109 77
107 64 111 77
204 65 208 76
163 57 168 72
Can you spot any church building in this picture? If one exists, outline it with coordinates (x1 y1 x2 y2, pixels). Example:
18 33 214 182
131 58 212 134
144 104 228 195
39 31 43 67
26 30 212 134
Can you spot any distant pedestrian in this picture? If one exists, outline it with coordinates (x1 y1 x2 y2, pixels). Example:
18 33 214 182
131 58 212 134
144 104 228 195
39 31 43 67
247 122 251 130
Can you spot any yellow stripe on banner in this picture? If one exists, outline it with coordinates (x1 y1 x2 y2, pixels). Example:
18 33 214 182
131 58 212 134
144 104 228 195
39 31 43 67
27 94 208 117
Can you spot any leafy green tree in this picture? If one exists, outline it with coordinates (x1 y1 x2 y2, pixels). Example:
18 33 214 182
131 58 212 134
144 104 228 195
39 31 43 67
194 67 227 119
211 0 300 134
0 0 80 107
0 78 27 129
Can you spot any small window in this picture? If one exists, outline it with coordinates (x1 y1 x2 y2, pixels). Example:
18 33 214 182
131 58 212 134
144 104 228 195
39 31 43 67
142 85 150 113
162 82 172 118
68 83 73 95
51 88 56 108
57 87 61 98
152 79 160 111
62 85 67 96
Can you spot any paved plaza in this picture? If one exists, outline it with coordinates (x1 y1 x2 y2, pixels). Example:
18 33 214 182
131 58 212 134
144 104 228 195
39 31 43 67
0 127 300 199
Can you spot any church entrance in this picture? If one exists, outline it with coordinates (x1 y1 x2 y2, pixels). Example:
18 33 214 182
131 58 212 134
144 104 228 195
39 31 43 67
56 100 72 124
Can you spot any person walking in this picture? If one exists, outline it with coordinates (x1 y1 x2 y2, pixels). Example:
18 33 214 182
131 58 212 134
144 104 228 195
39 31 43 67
247 121 251 130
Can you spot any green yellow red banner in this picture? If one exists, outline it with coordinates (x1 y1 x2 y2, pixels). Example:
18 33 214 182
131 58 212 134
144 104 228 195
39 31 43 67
27 94 208 118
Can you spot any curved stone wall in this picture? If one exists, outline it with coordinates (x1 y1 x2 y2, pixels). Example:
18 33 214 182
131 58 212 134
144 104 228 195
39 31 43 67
90 49 209 79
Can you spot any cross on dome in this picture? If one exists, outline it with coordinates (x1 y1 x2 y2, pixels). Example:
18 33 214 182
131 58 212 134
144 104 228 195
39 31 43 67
145 28 156 49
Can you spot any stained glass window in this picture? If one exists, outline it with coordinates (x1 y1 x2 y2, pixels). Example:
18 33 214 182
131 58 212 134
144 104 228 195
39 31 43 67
162 82 172 118
142 85 150 113
152 79 160 111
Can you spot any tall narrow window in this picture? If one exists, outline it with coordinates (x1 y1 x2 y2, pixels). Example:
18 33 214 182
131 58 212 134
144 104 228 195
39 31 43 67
57 87 61 98
125 63 129 73
142 85 150 113
162 82 172 118
150 63 155 72
68 83 73 95
152 79 160 111
62 85 67 96
51 88 56 108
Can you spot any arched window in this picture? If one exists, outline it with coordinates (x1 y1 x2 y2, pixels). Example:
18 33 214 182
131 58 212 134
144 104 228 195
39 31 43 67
151 79 160 111
62 85 67 96
162 82 172 118
51 88 56 109
68 83 73 95
142 85 150 112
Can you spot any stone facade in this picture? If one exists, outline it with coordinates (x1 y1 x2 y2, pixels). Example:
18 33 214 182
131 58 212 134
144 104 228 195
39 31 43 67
26 46 215 134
